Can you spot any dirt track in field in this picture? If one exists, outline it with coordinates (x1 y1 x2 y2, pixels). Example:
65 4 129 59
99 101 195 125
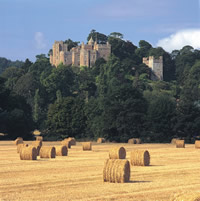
1 141 200 201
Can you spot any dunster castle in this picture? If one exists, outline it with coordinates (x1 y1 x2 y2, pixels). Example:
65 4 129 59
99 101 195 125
50 37 111 68
50 38 163 80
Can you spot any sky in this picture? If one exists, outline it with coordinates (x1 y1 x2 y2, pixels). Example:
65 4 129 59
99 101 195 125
0 0 200 62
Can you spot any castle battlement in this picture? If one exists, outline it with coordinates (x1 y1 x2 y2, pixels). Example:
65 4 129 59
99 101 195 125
50 38 111 67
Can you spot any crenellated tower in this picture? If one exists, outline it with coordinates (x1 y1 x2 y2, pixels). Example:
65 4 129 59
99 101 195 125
143 56 163 80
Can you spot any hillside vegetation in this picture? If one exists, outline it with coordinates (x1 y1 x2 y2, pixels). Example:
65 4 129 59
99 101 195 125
1 31 200 142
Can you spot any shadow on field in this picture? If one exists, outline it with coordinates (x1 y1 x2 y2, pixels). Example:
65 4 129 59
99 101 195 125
129 180 152 183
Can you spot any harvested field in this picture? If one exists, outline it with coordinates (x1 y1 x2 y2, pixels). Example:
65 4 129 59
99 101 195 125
1 141 200 201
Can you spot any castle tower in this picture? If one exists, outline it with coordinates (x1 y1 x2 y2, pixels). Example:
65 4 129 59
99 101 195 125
94 41 111 61
50 41 69 67
59 51 65 64
143 56 163 80
71 46 81 66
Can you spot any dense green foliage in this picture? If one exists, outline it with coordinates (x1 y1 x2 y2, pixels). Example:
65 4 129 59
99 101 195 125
0 57 24 74
1 31 200 142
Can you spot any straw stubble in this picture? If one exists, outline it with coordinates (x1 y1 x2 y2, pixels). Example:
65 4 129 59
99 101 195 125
171 192 200 201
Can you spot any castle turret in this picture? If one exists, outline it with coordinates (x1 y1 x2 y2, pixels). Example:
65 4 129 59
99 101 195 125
88 37 94 45
81 42 85 49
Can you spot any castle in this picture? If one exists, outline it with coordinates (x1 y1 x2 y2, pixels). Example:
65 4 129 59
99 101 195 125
50 38 111 67
143 56 163 80
50 37 163 81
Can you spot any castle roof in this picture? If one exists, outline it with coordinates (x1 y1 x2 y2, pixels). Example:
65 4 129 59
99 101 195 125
88 37 94 45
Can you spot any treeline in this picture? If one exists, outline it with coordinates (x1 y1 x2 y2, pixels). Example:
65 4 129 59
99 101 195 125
0 57 24 74
1 31 200 142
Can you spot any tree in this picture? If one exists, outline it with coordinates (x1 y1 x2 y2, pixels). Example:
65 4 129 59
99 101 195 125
174 100 200 140
0 57 23 74
46 97 86 139
64 39 79 51
76 67 97 101
29 54 52 79
1 67 24 90
21 59 32 73
109 32 123 39
108 37 138 62
174 45 198 85
145 93 176 142
180 60 200 103
41 63 75 103
0 77 34 139
14 72 39 108
87 30 108 44
135 40 152 59
93 55 147 142
33 89 40 123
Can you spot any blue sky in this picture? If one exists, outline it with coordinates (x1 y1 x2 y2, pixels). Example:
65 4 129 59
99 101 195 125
0 0 200 61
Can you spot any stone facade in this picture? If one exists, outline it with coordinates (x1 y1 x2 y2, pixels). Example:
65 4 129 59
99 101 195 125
50 38 111 67
143 56 163 80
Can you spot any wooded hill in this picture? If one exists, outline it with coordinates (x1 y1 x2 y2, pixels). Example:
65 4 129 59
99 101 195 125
1 30 200 143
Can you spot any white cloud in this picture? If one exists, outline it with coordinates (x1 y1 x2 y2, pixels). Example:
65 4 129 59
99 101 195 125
157 29 200 52
34 32 46 49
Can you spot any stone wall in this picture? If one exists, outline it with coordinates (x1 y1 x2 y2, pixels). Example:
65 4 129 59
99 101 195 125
50 39 111 68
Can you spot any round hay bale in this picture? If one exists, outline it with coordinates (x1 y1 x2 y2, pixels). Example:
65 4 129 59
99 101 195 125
109 147 126 159
55 145 68 156
135 138 141 144
176 140 185 148
17 143 28 153
195 140 200 149
82 142 92 151
20 146 37 160
67 137 76 145
97 138 106 143
14 137 23 145
61 140 71 148
171 138 179 145
40 146 56 158
29 145 41 156
171 192 200 201
32 140 42 147
103 159 130 183
128 138 136 144
36 136 43 141
130 150 150 166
